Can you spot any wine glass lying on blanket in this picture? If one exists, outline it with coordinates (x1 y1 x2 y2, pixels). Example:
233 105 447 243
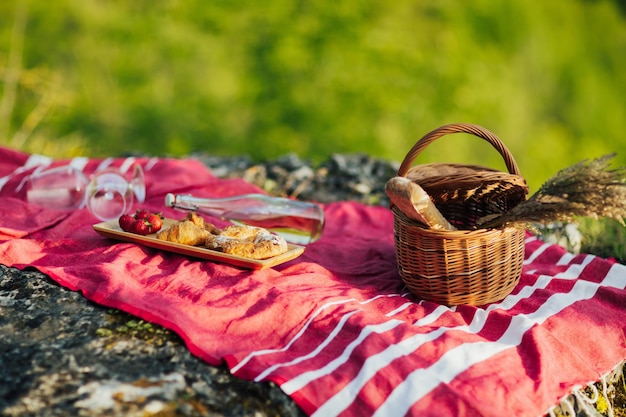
26 165 89 211
26 163 145 221
85 164 145 221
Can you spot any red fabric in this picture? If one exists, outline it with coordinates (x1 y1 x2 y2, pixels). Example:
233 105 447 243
1 146 625 417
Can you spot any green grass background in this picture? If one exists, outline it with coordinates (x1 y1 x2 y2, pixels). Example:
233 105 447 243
1 0 626 260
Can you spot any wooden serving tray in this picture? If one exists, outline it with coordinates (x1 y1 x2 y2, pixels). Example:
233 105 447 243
93 218 305 270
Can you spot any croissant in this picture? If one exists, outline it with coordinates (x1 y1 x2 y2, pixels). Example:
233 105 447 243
156 212 220 246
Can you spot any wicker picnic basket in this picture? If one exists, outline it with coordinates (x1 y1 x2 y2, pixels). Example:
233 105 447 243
392 123 529 306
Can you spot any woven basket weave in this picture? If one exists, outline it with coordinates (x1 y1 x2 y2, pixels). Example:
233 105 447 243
392 123 529 306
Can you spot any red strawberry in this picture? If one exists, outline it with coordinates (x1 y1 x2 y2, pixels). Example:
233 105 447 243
119 209 164 235
131 219 152 235
147 213 163 232
134 208 151 220
119 214 135 232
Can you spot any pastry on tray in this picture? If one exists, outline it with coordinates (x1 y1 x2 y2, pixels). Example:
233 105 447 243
156 212 216 246
205 225 289 260
156 213 289 260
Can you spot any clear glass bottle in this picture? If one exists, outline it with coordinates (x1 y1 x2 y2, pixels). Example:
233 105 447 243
165 193 325 245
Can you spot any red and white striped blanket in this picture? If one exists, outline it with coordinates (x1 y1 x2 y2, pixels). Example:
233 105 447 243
1 146 624 416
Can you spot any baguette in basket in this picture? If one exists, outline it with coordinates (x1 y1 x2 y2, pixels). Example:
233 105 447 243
385 177 456 231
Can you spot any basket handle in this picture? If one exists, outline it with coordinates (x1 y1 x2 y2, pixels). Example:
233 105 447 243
397 123 522 177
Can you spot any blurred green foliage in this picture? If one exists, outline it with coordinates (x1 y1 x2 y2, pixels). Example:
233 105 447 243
1 0 626 192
